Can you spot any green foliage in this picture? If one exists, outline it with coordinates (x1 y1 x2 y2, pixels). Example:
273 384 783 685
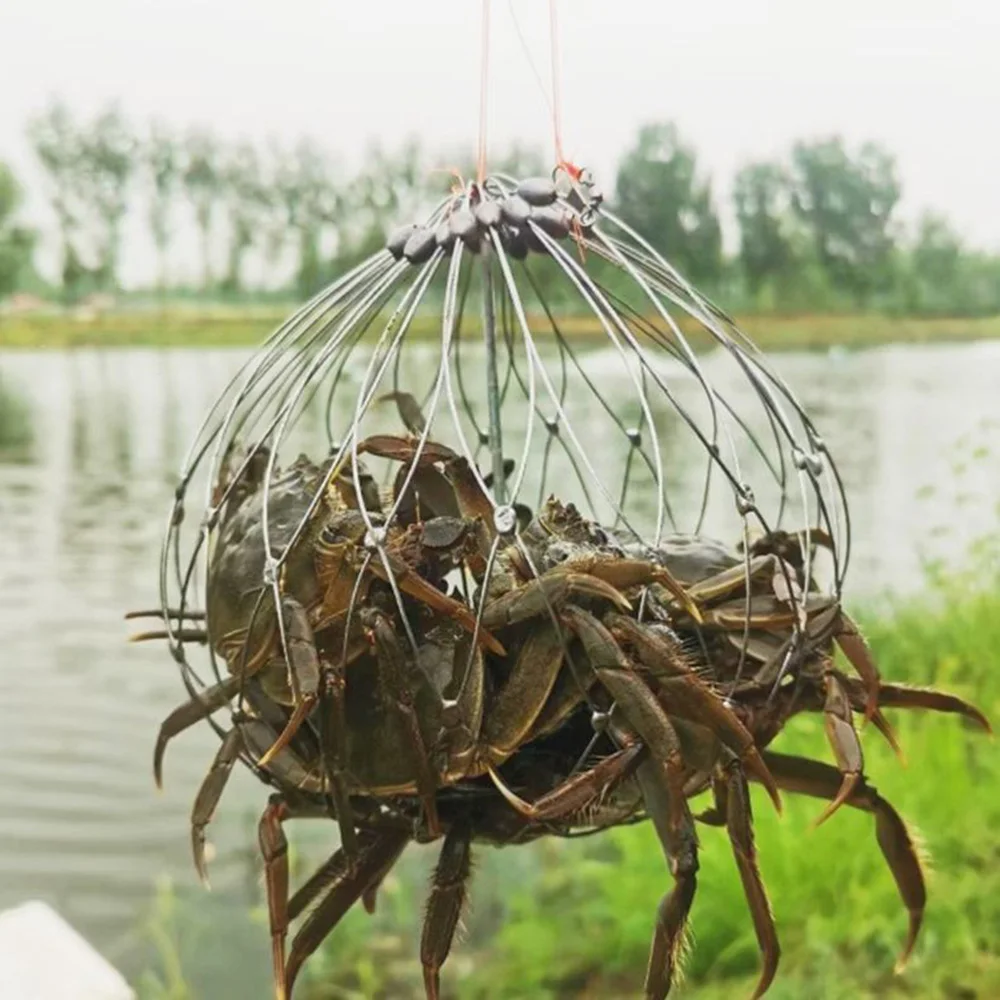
790 137 901 306
183 130 223 290
25 99 88 301
732 162 798 295
134 878 194 1000
613 122 723 286
13 100 1000 321
220 143 268 294
79 104 136 289
144 121 183 294
0 161 36 298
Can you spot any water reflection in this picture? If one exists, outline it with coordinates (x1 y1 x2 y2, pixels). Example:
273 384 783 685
0 369 34 462
0 341 998 991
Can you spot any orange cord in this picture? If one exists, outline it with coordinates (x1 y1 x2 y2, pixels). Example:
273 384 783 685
477 0 492 185
549 0 582 181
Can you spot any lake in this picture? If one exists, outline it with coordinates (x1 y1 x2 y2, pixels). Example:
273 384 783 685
1 339 999 996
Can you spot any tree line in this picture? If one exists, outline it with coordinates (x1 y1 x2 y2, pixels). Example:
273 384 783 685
1 99 998 317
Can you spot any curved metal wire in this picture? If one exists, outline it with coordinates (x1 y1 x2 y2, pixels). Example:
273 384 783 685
156 163 852 796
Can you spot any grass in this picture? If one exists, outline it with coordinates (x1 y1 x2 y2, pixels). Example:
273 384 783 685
3 309 1000 351
135 545 1000 1000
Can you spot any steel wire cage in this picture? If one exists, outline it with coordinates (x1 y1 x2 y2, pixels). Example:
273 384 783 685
156 163 852 775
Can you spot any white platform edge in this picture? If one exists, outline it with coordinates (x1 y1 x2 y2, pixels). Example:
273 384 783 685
0 901 135 1000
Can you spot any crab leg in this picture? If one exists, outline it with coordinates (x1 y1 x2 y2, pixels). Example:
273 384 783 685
368 553 505 656
481 627 569 762
189 728 244 887
126 605 209 644
420 823 473 1000
612 721 699 1000
842 678 992 734
153 675 242 787
285 828 410 998
680 554 777 603
481 570 632 630
805 604 881 721
258 795 293 1000
256 596 320 769
364 609 442 837
755 751 926 973
815 668 864 827
125 607 207 621
560 553 704 624
129 627 209 644
562 607 692 836
488 743 644 822
703 756 780 1000
606 614 782 814
317 657 360 863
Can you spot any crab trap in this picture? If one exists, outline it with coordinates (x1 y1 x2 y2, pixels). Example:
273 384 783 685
127 9 991 1000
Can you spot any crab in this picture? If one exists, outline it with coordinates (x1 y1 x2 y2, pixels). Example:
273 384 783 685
130 437 512 852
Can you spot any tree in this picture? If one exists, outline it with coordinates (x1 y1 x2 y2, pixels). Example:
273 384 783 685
789 137 901 305
0 163 36 299
336 138 429 268
79 105 136 290
273 140 339 297
144 122 182 295
613 122 723 285
182 130 223 290
26 100 87 301
220 142 266 294
732 162 797 296
912 212 962 287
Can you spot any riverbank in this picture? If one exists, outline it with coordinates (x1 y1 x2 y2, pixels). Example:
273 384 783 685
3 309 1000 352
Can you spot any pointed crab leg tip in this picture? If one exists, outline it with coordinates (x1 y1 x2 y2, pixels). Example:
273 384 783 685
270 937 289 1000
811 773 859 830
894 927 920 976
745 753 782 814
761 779 782 816
487 765 536 819
971 711 993 735
484 634 507 657
810 805 839 830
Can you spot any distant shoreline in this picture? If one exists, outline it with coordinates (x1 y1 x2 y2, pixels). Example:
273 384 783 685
2 310 999 352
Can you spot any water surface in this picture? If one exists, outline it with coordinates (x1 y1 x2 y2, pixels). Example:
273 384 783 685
0 340 998 993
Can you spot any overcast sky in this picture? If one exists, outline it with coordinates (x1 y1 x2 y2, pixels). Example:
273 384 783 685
2 0 998 285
